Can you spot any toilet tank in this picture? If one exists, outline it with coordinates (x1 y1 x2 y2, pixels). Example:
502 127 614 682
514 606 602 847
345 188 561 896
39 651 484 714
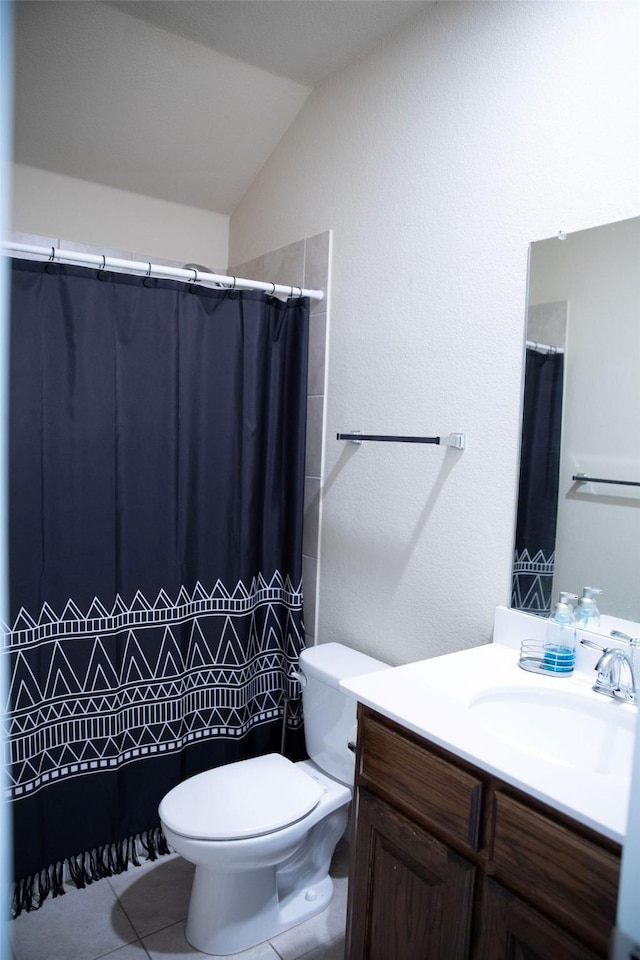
299 642 388 785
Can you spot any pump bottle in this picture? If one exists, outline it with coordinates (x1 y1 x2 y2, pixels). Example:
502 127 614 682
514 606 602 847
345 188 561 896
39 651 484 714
575 587 602 631
544 592 578 673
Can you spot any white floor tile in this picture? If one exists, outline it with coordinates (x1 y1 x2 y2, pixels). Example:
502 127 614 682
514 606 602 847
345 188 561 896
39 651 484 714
10 877 138 960
297 940 345 960
108 853 194 937
143 920 280 960
97 943 150 960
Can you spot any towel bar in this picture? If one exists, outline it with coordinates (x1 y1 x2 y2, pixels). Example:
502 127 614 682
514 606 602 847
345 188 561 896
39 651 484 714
337 432 465 449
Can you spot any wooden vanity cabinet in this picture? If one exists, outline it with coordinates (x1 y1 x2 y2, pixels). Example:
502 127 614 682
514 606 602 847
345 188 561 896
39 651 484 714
345 705 621 960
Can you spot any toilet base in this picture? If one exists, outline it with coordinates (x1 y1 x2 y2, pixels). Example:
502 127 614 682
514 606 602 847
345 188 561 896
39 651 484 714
186 868 335 956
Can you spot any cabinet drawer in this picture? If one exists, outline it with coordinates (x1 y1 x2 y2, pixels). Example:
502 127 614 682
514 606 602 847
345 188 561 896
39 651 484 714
491 791 619 952
358 708 483 850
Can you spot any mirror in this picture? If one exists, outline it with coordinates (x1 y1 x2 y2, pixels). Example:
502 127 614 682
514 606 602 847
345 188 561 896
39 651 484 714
512 217 640 623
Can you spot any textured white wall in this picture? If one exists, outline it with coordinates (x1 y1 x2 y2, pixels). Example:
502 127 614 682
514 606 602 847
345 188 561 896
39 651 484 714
230 1 640 664
11 164 230 269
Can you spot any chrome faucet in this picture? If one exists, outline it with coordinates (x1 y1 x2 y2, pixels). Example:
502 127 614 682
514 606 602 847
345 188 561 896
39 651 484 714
594 649 637 703
581 638 637 703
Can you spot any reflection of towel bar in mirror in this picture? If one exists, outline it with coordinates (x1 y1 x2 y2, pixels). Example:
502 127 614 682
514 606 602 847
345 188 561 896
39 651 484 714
573 473 640 488
337 432 465 449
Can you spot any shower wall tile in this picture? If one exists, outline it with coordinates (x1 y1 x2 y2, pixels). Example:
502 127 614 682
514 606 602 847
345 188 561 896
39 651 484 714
302 555 318 643
304 231 329 640
231 255 265 282
304 231 331 316
527 300 568 349
303 478 321 558
305 395 324 480
241 231 330 642
307 311 327 397
262 239 305 290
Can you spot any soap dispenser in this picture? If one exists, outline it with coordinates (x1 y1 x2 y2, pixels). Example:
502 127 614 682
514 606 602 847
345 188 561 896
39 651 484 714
544 592 578 674
575 587 602 631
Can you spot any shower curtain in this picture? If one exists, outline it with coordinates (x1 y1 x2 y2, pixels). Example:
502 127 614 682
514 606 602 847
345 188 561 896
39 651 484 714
512 348 564 615
5 257 309 914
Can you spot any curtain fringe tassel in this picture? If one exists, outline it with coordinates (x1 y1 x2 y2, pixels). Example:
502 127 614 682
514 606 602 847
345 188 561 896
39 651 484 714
11 826 170 918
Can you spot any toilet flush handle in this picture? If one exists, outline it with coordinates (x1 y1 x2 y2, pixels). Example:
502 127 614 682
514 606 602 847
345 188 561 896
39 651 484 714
290 669 307 688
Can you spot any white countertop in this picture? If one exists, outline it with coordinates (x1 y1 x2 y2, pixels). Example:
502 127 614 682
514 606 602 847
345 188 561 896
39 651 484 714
340 607 639 844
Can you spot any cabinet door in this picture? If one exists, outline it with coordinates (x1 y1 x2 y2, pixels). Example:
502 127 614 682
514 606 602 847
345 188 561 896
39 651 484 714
475 878 604 960
346 789 475 960
491 790 618 954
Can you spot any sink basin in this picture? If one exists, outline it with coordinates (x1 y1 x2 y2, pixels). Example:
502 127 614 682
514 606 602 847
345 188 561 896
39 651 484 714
469 686 636 777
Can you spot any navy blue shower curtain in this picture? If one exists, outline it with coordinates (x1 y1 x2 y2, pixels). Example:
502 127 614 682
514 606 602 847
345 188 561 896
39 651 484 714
5 258 309 914
512 348 564 615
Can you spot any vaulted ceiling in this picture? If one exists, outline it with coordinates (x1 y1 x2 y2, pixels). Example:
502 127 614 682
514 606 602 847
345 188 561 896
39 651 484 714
13 0 432 215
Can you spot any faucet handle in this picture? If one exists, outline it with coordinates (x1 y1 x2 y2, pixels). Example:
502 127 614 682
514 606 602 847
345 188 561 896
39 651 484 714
580 638 609 653
610 630 640 647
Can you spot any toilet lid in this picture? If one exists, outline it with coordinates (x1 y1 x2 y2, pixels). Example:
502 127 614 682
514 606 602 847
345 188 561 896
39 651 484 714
159 754 324 841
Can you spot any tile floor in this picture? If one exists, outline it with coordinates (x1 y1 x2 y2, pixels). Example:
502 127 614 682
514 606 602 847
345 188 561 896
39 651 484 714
7 842 349 960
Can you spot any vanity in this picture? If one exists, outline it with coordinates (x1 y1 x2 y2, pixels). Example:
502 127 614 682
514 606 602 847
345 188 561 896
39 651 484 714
341 607 638 959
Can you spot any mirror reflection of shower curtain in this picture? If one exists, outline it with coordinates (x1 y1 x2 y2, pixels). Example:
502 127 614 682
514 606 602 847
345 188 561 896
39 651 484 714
512 349 564 615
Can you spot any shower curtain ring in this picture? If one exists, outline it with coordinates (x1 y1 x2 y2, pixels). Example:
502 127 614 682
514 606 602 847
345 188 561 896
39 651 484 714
232 276 237 290
270 282 276 297
146 262 152 277
192 268 198 283
49 246 56 262
100 255 106 270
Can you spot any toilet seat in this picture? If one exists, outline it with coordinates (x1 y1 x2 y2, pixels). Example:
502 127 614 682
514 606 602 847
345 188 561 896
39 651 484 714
159 753 324 841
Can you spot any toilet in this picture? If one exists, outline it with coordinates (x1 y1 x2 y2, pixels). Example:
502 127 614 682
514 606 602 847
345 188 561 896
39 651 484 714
159 641 387 956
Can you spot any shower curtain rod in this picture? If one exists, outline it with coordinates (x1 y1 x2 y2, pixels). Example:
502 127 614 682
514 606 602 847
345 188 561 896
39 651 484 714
526 339 564 355
1 242 325 301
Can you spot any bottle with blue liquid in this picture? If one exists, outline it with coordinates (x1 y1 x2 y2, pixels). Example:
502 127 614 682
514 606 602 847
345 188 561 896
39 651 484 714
575 587 602 632
544 592 578 674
